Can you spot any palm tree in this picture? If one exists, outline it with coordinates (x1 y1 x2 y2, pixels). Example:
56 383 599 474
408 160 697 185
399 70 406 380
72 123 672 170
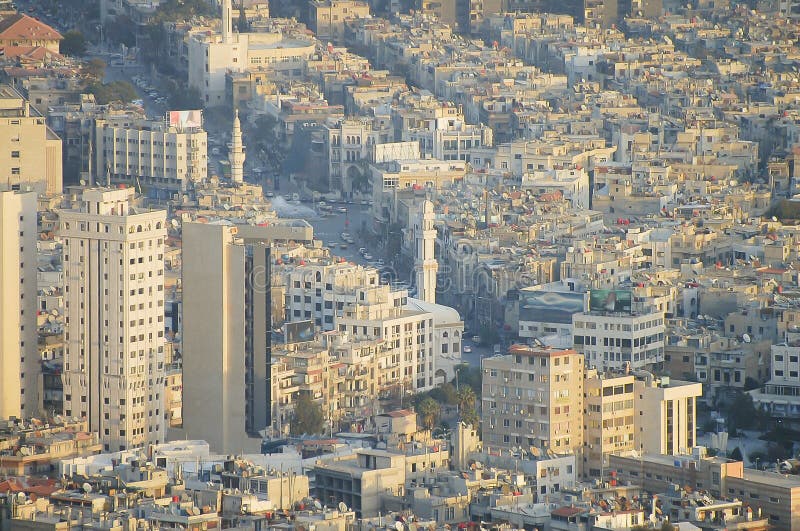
416 397 441 430
457 386 479 428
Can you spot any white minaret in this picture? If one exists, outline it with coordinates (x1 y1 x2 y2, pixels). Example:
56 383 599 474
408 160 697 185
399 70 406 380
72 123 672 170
221 0 232 43
415 200 438 303
230 109 245 184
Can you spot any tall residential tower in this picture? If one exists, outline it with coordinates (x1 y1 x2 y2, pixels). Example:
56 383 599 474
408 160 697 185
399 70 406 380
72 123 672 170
182 222 272 453
60 188 167 451
0 191 38 419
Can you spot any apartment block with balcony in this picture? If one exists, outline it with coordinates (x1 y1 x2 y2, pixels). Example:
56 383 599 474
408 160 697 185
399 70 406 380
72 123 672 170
481 346 584 458
94 116 208 193
583 369 636 479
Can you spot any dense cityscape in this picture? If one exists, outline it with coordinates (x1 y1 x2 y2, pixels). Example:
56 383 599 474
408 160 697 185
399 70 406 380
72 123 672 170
0 0 800 529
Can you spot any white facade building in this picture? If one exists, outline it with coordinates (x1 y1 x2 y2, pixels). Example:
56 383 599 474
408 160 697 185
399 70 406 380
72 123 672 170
60 188 166 452
280 260 459 390
94 116 208 192
0 191 38 419
634 376 701 456
750 340 800 419
573 310 666 371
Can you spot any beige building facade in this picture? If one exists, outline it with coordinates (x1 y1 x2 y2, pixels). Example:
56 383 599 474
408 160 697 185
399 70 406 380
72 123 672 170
481 346 584 458
60 188 166 452
181 222 272 453
0 191 38 419
0 85 62 195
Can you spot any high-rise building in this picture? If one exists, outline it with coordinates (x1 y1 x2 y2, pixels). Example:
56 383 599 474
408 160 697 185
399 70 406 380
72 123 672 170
60 188 167 452
0 191 38 419
481 346 584 457
0 84 63 195
181 222 273 453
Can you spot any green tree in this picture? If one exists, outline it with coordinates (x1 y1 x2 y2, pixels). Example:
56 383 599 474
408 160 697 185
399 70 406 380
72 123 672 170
453 364 482 397
290 393 325 435
416 397 441 430
166 80 203 110
104 15 136 48
457 386 479 428
60 30 87 56
729 446 743 461
85 80 138 105
479 324 499 347
81 58 107 82
237 2 250 32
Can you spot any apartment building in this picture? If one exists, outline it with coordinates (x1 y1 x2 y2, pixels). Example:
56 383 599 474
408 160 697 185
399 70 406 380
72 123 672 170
280 258 446 390
583 369 636 479
750 338 800 419
181 222 274 453
573 306 666 371
324 117 391 194
635 376 701 456
187 1 316 105
481 346 584 457
93 115 208 193
0 191 38 419
0 84 62 195
309 0 371 43
60 188 166 452
611 451 800 531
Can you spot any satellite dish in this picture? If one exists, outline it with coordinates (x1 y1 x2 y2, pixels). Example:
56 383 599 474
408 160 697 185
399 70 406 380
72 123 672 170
395 522 405 531
79 179 86 186
742 333 751 343
314 500 323 510
16 492 26 503
82 483 93 494
338 501 348 512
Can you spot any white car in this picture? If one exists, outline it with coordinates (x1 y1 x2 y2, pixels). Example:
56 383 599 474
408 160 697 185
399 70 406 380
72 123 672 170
463 345 472 353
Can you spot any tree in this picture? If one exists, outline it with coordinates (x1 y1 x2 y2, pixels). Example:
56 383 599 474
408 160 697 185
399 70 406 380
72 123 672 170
104 15 136 48
479 324 499 347
166 80 203 110
86 81 138 105
729 446 743 461
60 30 87 56
290 393 325 435
457 386 479 428
237 2 250 32
416 397 441 430
82 58 107 82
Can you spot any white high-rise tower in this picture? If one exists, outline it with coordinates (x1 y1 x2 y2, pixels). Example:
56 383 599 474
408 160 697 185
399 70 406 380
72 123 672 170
230 109 245 184
60 188 166 452
414 200 438 304
0 191 38 419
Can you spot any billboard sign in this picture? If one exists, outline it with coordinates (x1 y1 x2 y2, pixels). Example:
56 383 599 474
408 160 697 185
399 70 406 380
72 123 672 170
168 110 203 129
285 320 314 344
519 290 585 324
589 289 632 313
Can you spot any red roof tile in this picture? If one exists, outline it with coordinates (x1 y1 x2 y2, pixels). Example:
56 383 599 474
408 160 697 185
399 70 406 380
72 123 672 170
0 14 62 41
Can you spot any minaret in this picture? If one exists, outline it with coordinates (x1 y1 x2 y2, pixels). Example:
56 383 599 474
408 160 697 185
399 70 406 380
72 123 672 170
221 0 232 43
230 109 245 184
415 200 438 303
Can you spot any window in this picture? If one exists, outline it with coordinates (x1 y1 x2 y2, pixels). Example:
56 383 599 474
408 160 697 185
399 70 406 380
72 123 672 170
11 150 19 158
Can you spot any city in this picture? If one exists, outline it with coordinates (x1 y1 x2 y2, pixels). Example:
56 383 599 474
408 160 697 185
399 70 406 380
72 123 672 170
0 0 799 529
